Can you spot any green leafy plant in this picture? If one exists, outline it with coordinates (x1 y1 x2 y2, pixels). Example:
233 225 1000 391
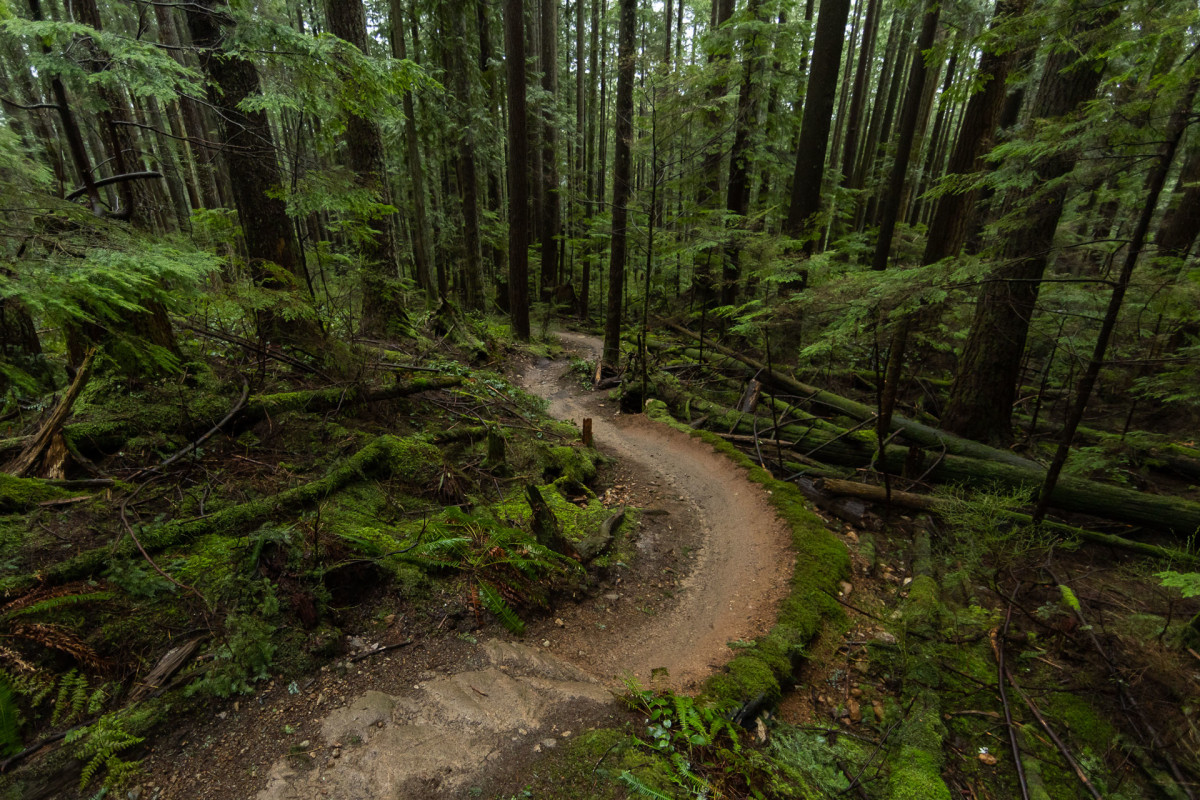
401 507 578 635
66 711 144 791
619 683 753 799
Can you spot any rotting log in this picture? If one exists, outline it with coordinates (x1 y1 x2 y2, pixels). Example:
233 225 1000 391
647 381 1200 537
44 435 442 585
665 321 1039 469
815 478 1199 564
243 377 463 422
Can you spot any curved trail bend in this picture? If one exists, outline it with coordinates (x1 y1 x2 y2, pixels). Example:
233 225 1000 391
255 333 794 799
525 331 794 689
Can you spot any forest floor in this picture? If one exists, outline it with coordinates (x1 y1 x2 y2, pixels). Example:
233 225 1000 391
128 331 794 799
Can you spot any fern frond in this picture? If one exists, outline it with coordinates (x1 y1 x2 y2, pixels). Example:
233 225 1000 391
477 581 525 636
618 771 676 800
9 623 103 668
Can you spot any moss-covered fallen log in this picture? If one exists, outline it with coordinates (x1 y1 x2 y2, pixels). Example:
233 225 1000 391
242 376 462 423
647 377 1200 537
44 435 441 584
815 478 1199 564
1 377 463 464
665 321 1039 469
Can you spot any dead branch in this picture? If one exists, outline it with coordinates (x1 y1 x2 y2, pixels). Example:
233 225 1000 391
6 348 97 478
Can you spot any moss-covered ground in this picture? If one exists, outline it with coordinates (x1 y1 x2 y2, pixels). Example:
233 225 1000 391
0 319 635 799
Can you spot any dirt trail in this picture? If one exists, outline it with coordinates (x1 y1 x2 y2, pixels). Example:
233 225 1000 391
153 334 795 800
524 330 795 690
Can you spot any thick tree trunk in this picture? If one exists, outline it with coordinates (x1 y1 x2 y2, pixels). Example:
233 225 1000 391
1155 143 1200 262
186 0 312 340
602 0 636 368
923 0 1030 265
504 0 531 339
784 0 852 249
941 6 1114 444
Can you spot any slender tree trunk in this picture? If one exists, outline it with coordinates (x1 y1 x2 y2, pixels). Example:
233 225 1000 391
722 0 769 304
870 0 939 271
441 0 485 310
539 0 561 295
840 0 881 186
602 0 636 368
326 0 400 333
391 0 437 301
691 0 736 302
505 0 531 338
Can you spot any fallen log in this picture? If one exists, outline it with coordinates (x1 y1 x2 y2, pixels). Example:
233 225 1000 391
814 478 1199 564
45 434 443 585
665 321 1039 469
646 385 1200 537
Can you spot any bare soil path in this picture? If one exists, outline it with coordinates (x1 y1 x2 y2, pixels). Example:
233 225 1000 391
134 333 795 800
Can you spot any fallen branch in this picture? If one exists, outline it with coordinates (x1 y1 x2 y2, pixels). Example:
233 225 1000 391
348 637 414 662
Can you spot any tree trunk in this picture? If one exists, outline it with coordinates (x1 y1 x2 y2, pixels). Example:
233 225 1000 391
722 0 769 304
391 0 437 302
505 0 531 339
325 0 400 334
602 0 636 368
539 0 561 296
1033 76 1200 522
1155 142 1200 262
839 0 881 187
869 0 939 271
185 0 312 340
441 0 485 310
941 6 1114 444
784 0 852 250
691 0 736 302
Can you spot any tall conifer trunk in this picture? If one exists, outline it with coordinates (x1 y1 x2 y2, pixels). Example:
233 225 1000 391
941 5 1115 444
505 0 531 339
602 0 636 368
784 0 852 256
